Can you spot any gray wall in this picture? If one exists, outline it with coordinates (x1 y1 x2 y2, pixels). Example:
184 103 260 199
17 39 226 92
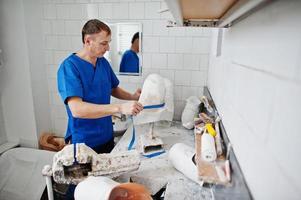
0 0 51 147
208 1 301 199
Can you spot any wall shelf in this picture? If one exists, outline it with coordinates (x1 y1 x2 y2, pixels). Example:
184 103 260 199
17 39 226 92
164 0 272 27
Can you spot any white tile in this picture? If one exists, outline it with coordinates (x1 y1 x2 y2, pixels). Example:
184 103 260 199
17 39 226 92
51 20 65 35
75 0 91 3
42 20 52 35
185 27 203 36
116 75 129 84
183 54 200 70
200 54 209 69
142 68 160 79
53 105 67 119
169 27 185 36
167 54 183 69
175 37 192 53
159 37 175 53
145 2 161 19
65 21 82 35
128 76 143 84
181 86 198 101
71 36 83 51
47 79 57 92
159 69 174 82
50 92 64 106
87 4 99 19
53 51 69 65
129 3 144 19
151 53 167 68
56 4 69 19
119 83 139 94
45 36 58 50
143 36 159 53
142 20 153 36
174 86 182 101
202 28 212 37
152 20 169 36
240 131 301 200
43 4 56 19
174 100 185 121
190 71 206 87
267 81 301 191
99 3 113 19
61 0 76 3
46 65 58 79
175 70 191 86
69 5 87 19
142 53 152 68
192 37 210 54
57 36 72 50
112 3 129 20
160 1 173 20
44 50 54 65
54 117 67 132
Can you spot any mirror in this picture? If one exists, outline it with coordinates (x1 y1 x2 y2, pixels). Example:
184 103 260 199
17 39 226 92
104 22 142 76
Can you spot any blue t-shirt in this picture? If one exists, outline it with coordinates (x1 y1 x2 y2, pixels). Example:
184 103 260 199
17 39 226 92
119 50 139 73
57 54 119 148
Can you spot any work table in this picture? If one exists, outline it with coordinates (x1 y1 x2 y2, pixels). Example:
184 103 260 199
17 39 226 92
112 121 252 200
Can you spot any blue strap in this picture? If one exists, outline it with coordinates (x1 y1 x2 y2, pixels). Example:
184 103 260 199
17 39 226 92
73 143 78 164
127 116 135 150
127 103 166 158
143 150 166 158
143 103 165 109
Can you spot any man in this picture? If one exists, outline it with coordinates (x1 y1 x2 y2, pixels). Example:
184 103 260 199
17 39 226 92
57 19 143 153
57 19 143 199
119 32 140 73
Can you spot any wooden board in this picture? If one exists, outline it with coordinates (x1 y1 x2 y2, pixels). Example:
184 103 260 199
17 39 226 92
195 132 230 185
180 0 238 20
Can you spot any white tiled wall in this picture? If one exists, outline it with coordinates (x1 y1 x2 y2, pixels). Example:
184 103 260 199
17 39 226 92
42 0 211 136
208 1 301 199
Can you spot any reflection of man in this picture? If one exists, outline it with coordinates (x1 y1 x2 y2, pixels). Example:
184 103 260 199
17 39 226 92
119 32 139 73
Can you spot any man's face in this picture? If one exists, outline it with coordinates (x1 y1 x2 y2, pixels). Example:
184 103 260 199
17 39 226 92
85 31 111 57
133 38 139 53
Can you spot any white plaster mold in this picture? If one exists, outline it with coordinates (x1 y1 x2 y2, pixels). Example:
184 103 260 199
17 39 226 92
50 143 141 184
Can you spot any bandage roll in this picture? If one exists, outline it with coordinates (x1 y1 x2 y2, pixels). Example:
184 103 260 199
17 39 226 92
201 133 217 162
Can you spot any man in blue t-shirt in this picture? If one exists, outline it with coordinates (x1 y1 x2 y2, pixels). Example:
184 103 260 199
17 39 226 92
119 32 140 73
57 19 143 199
57 19 143 153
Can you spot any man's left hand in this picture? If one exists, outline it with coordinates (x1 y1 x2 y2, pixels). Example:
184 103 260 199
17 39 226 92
132 88 141 100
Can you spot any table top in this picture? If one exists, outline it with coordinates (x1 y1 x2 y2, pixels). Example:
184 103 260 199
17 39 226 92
112 121 216 200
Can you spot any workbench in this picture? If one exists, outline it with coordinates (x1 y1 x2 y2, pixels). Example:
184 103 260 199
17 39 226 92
112 120 252 200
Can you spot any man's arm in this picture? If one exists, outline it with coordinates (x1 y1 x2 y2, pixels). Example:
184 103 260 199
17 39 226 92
67 97 143 119
111 86 141 101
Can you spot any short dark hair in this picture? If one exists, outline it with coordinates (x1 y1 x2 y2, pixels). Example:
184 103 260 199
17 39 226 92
131 32 139 44
81 19 111 44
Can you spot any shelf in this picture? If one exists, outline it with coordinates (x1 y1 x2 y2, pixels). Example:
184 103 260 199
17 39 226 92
164 0 271 27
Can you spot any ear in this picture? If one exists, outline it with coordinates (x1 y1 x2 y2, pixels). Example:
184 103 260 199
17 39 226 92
84 35 93 45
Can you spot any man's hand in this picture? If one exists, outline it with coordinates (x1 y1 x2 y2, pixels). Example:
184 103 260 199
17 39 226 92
132 88 142 101
120 101 143 116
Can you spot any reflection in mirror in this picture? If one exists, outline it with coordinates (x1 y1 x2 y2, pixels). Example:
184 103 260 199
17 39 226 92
104 22 142 76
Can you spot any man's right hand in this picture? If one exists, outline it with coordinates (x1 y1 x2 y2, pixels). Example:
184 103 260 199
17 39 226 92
119 101 143 116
